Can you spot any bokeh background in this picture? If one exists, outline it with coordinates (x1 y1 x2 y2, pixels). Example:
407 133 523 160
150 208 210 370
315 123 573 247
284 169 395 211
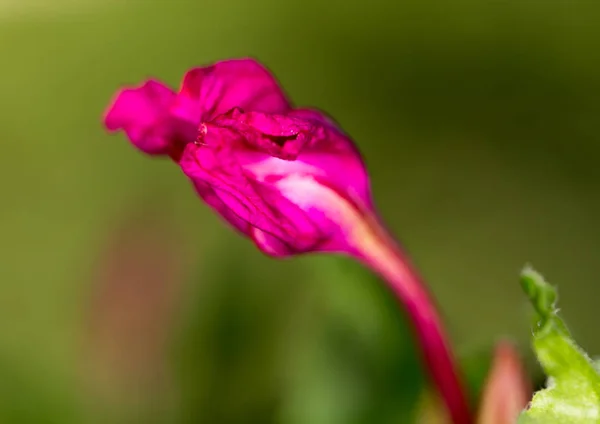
1 0 599 422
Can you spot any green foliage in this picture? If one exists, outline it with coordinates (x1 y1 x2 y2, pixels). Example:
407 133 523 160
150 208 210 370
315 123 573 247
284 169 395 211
519 267 600 424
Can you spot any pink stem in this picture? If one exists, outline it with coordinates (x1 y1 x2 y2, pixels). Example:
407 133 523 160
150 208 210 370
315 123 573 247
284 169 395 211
351 216 472 424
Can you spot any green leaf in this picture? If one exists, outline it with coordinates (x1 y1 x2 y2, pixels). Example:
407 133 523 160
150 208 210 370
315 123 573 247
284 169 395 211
519 266 600 424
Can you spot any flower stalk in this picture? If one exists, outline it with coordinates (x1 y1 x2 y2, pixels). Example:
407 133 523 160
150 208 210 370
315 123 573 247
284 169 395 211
347 211 472 424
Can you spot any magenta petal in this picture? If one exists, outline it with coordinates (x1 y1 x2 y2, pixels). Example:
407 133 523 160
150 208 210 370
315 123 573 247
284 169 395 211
247 179 326 252
172 58 291 124
250 228 290 255
104 80 178 155
190 179 250 235
239 108 373 210
179 142 324 255
292 108 373 209
214 109 312 160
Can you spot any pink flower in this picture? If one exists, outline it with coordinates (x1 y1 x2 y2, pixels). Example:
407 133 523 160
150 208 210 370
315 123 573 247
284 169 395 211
104 58 472 424
105 58 371 256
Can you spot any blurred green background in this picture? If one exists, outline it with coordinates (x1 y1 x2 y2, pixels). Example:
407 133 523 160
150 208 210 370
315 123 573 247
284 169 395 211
1 0 599 422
